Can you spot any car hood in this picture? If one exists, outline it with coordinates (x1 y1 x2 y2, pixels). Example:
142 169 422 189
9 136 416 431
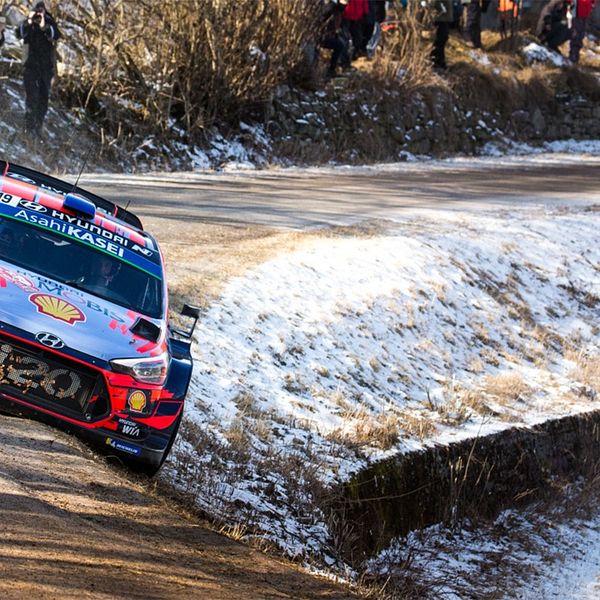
0 263 166 362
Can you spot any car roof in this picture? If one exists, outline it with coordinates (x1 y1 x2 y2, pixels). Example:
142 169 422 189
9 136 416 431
0 161 159 253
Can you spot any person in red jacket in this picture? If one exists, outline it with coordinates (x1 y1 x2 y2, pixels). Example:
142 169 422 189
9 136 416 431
569 0 596 63
342 0 370 60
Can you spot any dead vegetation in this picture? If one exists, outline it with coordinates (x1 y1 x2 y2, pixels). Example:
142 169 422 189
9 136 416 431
568 350 600 393
369 4 436 93
483 372 531 406
53 0 321 146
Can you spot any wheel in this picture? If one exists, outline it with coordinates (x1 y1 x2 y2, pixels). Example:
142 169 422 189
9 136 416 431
136 409 184 477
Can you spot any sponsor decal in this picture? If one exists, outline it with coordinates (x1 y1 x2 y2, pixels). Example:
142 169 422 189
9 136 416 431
29 293 86 325
105 437 142 456
15 209 126 258
0 341 86 403
0 267 37 293
33 278 126 323
13 202 156 260
0 201 163 277
35 332 65 349
127 390 148 413
117 417 144 439
18 200 47 212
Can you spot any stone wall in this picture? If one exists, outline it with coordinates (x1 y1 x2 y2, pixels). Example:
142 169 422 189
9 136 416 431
268 77 600 165
332 411 600 563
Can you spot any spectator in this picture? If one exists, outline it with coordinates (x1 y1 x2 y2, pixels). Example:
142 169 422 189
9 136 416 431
342 0 370 60
16 1 61 138
0 16 5 47
569 0 596 63
497 0 518 40
321 0 351 78
431 0 454 69
536 0 572 52
463 0 491 49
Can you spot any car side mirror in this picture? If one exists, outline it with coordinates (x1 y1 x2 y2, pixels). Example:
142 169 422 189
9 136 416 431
171 303 201 339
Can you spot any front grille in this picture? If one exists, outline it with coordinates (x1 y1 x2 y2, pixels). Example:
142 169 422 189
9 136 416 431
0 333 110 422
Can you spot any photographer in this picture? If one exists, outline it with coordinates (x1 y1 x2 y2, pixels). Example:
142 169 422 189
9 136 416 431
16 1 61 139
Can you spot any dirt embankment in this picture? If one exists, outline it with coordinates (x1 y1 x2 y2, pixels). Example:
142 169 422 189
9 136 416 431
0 414 357 599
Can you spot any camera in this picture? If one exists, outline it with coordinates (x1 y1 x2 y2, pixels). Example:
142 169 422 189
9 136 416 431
32 11 43 23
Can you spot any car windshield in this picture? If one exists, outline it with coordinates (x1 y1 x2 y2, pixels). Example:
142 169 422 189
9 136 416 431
0 216 163 318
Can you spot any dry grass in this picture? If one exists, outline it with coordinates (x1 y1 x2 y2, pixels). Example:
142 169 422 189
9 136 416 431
568 351 600 393
234 391 268 420
468 358 485 374
398 411 437 440
329 408 403 451
224 417 253 457
482 373 531 406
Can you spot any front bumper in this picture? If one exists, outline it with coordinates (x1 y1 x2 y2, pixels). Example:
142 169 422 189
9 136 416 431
0 393 181 470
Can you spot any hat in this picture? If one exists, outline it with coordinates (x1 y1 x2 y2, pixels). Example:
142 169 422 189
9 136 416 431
34 1 46 9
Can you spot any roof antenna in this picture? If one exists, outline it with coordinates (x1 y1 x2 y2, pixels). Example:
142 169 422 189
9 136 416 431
71 145 93 193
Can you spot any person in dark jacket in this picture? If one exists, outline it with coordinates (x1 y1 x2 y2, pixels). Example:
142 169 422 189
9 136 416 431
362 0 387 58
536 0 571 52
431 0 453 69
0 17 6 47
569 0 596 63
342 0 369 59
321 0 351 78
16 1 61 138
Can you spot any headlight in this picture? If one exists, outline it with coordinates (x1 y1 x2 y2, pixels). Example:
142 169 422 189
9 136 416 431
110 352 170 385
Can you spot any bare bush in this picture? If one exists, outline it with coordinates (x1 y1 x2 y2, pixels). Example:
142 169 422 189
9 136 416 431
369 3 435 92
56 0 321 141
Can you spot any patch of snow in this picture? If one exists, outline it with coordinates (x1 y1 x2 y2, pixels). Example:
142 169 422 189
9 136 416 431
469 50 492 66
522 42 569 67
369 505 600 599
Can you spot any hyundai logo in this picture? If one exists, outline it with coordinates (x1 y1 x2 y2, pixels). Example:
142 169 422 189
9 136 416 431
35 332 65 349
19 200 47 212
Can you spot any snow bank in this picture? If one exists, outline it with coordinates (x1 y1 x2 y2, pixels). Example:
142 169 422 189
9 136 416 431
164 202 600 579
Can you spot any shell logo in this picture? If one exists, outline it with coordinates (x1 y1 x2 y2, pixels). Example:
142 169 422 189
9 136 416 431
128 390 147 413
29 294 86 325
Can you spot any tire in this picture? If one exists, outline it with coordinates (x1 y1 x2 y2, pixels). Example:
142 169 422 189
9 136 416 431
137 410 183 477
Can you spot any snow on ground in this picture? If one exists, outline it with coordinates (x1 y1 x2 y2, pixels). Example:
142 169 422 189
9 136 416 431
522 42 570 67
369 504 600 599
79 140 600 188
163 197 600 594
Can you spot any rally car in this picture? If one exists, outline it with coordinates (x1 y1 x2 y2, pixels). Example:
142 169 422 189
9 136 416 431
0 160 198 473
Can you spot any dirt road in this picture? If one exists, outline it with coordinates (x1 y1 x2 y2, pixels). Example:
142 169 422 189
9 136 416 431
0 415 358 599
